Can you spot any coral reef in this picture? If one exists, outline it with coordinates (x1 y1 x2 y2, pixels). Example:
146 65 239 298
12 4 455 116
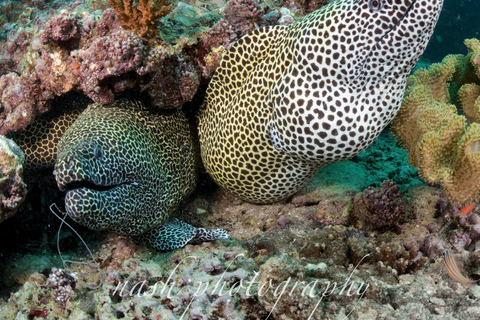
393 38 480 204
350 180 407 232
0 7 199 134
5 0 480 319
40 10 81 47
0 239 264 319
0 136 26 224
1 167 480 319
0 0 311 135
106 0 173 40
47 268 77 311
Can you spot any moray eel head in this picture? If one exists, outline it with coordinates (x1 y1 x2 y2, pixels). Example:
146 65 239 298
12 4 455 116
55 139 139 230
54 100 198 237
198 0 443 203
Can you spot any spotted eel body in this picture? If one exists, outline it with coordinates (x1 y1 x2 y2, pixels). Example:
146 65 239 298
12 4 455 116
31 100 228 251
198 0 444 203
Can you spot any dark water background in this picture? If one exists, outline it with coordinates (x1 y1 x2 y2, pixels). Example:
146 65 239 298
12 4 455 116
423 0 480 61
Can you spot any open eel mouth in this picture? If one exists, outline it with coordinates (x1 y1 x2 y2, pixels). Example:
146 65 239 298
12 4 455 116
54 162 138 226
59 180 119 193
53 157 134 195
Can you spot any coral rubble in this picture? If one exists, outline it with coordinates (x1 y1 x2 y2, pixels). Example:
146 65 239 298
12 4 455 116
393 38 480 204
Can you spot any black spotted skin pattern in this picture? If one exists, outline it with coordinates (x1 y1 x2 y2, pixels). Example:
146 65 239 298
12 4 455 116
198 0 444 203
54 100 199 241
13 109 83 172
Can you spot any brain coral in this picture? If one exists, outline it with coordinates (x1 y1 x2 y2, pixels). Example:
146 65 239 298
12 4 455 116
392 38 480 204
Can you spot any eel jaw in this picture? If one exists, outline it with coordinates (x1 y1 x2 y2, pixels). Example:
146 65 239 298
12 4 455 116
53 158 136 226
57 179 119 193
54 156 128 193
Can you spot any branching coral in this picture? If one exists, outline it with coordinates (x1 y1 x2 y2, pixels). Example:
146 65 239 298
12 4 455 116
106 0 172 40
393 38 480 205
375 242 427 275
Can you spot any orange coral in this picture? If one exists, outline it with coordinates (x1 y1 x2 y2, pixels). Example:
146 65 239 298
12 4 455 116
106 0 172 40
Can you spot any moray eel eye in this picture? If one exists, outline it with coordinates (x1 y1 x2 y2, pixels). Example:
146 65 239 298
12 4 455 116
93 146 104 161
369 0 383 11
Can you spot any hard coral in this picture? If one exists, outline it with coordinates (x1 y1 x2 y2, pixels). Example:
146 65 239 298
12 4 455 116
374 242 427 275
0 72 51 135
47 268 77 311
106 0 172 41
351 180 406 232
393 38 480 205
0 137 26 224
73 29 147 103
40 10 80 49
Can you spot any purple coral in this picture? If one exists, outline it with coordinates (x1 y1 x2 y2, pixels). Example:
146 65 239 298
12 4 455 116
40 10 80 47
448 232 470 253
351 180 406 232
422 235 448 259
47 268 77 311
223 0 264 34
73 30 147 103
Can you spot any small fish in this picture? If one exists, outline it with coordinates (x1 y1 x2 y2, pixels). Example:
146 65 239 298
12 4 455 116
443 250 477 287
460 205 475 215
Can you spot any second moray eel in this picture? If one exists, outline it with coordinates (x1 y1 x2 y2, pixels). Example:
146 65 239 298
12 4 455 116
17 99 228 251
198 0 444 203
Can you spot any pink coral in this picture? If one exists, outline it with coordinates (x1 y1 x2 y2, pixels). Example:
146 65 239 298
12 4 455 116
40 10 80 46
73 29 147 103
0 73 51 135
223 0 264 34
448 232 470 253
351 180 406 232
0 137 27 223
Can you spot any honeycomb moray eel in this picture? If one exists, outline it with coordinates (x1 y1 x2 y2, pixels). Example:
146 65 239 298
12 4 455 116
18 100 228 251
198 0 444 203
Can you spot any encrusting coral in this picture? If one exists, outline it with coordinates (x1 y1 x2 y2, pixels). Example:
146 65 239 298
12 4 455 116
0 136 26 223
393 38 480 205
350 180 406 232
105 0 172 40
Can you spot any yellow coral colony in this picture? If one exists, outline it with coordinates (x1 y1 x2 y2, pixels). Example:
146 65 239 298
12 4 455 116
393 39 480 204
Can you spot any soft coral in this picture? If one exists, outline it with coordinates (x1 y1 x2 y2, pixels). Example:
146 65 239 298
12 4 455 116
106 0 172 41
